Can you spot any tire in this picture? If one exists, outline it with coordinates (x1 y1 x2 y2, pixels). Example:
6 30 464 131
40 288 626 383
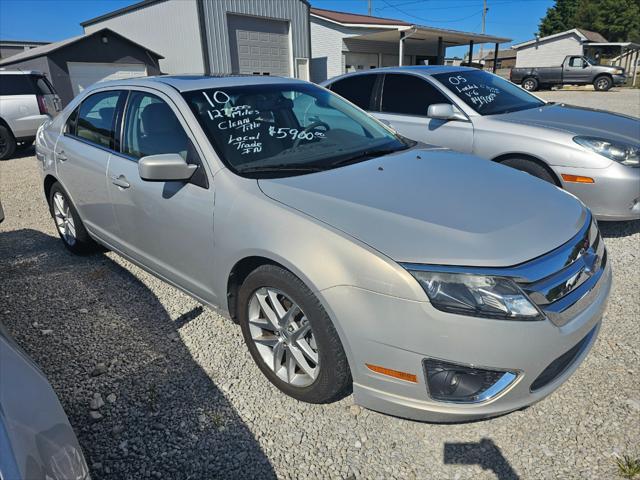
48 182 100 254
0 125 16 160
522 77 538 91
593 75 612 91
500 157 557 185
238 264 352 403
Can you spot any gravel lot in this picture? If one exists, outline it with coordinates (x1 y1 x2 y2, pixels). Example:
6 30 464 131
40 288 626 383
536 88 640 117
1 91 639 479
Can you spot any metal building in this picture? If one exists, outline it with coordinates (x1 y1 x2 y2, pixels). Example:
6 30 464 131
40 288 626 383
81 0 311 79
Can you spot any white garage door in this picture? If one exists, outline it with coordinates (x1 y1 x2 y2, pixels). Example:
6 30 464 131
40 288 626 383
67 62 147 96
228 14 291 77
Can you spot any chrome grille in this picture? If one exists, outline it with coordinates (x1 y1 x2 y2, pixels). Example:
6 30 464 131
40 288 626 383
516 212 606 326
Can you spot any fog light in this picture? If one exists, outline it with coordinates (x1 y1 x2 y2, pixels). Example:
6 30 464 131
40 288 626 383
423 359 517 403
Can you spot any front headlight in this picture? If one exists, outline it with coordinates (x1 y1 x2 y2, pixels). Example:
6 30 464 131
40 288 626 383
408 270 543 321
574 136 639 167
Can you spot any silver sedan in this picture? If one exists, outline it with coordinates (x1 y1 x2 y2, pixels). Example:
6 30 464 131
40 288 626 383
36 75 610 422
322 66 640 221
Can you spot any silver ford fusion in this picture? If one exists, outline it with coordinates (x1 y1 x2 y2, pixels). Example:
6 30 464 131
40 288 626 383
36 75 611 422
322 66 640 221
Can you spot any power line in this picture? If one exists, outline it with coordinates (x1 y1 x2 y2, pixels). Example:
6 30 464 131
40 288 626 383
380 0 483 23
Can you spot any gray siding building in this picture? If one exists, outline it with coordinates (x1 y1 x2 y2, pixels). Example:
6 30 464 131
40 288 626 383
0 40 49 60
82 0 311 79
0 29 162 105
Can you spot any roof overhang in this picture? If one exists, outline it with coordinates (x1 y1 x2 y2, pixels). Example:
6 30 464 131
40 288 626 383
586 42 640 49
347 26 510 46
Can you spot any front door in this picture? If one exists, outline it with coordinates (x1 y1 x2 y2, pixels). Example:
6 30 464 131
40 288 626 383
563 56 587 83
374 73 474 152
55 89 124 241
106 90 217 304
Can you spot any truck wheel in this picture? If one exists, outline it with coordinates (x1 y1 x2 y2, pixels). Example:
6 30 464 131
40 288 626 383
0 126 16 160
238 264 352 404
522 78 538 91
500 157 558 186
593 76 612 91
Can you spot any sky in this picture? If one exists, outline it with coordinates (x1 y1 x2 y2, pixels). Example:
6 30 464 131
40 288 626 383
0 0 555 57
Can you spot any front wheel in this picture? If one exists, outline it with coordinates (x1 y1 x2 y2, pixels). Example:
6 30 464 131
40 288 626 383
238 264 352 403
48 182 100 254
0 126 16 160
593 76 612 91
500 157 557 185
522 77 538 91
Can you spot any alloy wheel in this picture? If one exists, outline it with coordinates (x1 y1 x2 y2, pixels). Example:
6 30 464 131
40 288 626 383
596 78 609 90
248 287 319 387
52 192 77 246
523 80 535 90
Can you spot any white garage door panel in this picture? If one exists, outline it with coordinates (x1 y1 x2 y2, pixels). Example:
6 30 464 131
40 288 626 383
68 62 147 96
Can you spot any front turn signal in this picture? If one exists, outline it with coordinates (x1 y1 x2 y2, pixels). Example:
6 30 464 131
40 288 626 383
366 364 417 383
561 174 595 184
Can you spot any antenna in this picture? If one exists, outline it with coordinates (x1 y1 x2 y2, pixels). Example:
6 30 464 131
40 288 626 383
368 0 372 16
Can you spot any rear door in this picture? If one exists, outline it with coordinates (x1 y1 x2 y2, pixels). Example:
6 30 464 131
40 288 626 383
106 89 216 304
375 73 474 152
55 89 124 241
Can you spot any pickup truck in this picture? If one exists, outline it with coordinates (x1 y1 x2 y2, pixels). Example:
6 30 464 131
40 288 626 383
510 55 626 91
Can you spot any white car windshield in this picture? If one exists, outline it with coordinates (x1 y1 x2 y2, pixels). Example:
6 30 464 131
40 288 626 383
433 70 545 116
182 83 410 177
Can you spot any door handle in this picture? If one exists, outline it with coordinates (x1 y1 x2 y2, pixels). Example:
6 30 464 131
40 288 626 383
111 174 130 189
56 150 67 161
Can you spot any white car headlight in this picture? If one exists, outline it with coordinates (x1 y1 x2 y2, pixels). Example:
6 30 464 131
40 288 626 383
574 136 639 167
407 270 543 321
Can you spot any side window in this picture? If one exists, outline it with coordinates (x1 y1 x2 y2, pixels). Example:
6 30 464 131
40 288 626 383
65 107 79 135
568 57 584 67
123 92 197 161
76 91 122 148
0 74 36 95
329 74 377 110
122 92 207 187
381 74 450 116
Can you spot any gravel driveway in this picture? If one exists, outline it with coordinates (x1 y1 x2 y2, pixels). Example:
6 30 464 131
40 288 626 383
536 88 640 118
1 147 639 479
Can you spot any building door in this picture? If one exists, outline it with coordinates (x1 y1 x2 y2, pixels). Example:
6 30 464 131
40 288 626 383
228 14 291 77
344 52 379 72
67 62 147 95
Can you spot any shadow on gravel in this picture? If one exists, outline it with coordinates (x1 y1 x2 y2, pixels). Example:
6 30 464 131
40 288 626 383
598 219 640 238
444 438 520 480
0 229 276 480
2 144 36 160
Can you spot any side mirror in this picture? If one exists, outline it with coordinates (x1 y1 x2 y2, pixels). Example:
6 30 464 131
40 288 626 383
427 103 467 122
138 153 197 182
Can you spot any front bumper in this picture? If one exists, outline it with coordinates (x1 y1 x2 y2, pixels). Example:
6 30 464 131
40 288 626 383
555 162 640 221
320 261 611 422
612 74 627 86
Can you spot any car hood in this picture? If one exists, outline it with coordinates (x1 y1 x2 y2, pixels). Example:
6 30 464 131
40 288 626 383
258 148 586 266
492 104 640 145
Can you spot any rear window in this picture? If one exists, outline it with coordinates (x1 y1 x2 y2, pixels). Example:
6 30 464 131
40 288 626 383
0 74 54 96
0 74 37 95
329 74 377 110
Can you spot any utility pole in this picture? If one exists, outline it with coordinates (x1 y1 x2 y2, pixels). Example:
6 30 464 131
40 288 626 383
368 0 372 16
479 0 488 65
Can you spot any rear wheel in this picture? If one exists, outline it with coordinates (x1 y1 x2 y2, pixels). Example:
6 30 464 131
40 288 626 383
593 76 612 91
48 182 100 254
500 157 557 185
0 126 16 160
522 77 538 91
238 264 351 403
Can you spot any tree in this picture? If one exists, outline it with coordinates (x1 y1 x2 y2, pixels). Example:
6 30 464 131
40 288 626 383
537 0 640 42
538 0 579 37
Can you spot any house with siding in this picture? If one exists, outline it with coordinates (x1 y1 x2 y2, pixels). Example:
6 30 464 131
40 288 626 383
511 28 607 67
309 7 509 83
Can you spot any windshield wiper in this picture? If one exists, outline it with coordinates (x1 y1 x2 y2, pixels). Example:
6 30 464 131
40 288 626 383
327 147 404 168
237 164 325 174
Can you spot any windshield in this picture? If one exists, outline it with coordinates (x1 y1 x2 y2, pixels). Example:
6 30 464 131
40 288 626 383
432 70 545 115
182 83 409 177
